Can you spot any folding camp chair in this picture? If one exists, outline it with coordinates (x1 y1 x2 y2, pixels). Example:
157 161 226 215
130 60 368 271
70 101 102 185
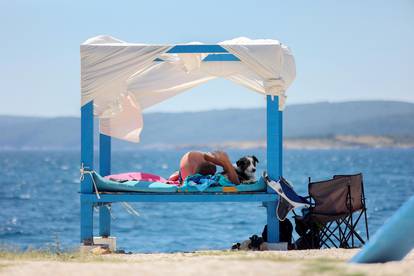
307 173 369 249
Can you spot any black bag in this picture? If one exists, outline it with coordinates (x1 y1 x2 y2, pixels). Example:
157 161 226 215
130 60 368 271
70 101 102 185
262 219 293 245
295 231 320 250
294 212 320 250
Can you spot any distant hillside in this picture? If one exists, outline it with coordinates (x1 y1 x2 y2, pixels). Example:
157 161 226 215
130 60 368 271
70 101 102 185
284 101 414 138
0 101 413 149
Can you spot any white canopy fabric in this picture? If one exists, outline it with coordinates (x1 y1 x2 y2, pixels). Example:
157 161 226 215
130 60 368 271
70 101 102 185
81 35 296 142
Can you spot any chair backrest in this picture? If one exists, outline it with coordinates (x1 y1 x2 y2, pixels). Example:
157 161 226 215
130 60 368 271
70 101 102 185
333 173 364 211
309 173 364 216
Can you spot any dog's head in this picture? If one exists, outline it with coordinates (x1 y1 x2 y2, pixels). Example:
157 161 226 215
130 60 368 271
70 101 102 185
236 155 259 177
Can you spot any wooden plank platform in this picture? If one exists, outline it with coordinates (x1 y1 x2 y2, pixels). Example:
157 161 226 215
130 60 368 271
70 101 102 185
81 192 277 203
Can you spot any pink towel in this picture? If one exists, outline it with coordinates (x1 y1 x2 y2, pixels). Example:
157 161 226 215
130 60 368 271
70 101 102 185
105 172 180 185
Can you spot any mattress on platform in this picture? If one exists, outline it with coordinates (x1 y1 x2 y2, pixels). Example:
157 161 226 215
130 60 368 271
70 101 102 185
93 173 266 193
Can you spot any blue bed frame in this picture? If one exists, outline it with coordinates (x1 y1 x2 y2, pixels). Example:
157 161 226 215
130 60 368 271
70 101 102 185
80 44 283 246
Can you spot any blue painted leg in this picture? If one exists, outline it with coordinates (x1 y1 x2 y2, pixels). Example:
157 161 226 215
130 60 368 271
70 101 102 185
81 102 94 244
80 201 94 244
99 204 111 237
266 95 283 242
266 200 279 242
98 134 111 237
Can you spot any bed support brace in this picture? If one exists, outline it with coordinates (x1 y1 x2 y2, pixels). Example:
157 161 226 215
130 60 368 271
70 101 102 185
81 46 283 245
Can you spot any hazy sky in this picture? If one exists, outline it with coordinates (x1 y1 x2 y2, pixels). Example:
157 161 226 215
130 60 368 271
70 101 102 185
0 0 413 116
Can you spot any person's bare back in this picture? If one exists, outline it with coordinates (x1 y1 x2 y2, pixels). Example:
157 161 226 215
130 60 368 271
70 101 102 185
168 151 240 184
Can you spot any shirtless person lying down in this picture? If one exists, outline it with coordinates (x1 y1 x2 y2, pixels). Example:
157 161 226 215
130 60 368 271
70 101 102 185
168 151 240 185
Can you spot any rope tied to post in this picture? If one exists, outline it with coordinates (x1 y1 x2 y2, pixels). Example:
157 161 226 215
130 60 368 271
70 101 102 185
80 164 140 218
80 162 101 199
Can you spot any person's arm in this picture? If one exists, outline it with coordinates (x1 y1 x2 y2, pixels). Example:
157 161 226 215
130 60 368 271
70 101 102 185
168 171 180 181
204 151 240 184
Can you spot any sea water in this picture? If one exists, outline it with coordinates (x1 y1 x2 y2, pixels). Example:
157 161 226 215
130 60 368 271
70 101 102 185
0 149 413 252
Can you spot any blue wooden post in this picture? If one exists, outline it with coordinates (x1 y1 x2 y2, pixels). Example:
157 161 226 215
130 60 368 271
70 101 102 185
99 134 111 237
265 95 282 243
80 101 94 244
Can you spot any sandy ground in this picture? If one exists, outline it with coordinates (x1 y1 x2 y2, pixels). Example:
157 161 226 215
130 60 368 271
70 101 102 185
1 249 413 276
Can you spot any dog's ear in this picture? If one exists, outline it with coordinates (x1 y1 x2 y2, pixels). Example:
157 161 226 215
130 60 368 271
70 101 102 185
252 155 259 165
236 159 244 168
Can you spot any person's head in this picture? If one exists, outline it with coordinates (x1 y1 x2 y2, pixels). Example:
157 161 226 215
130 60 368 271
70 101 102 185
195 161 216 176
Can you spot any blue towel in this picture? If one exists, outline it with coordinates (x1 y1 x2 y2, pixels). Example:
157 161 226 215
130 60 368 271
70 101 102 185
181 173 235 192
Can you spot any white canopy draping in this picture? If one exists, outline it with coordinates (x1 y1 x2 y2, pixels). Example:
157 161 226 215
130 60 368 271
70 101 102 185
80 35 296 142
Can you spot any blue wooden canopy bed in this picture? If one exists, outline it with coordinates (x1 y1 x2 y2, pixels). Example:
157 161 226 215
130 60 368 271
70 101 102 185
79 36 296 248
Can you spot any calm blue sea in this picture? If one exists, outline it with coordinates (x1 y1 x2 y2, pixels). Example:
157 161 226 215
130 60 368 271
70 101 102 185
0 149 413 253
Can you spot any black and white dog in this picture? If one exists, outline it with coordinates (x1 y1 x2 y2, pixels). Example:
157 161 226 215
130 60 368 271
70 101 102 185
235 155 259 184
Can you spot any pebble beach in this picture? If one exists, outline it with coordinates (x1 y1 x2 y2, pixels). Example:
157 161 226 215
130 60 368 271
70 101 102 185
1 249 413 276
